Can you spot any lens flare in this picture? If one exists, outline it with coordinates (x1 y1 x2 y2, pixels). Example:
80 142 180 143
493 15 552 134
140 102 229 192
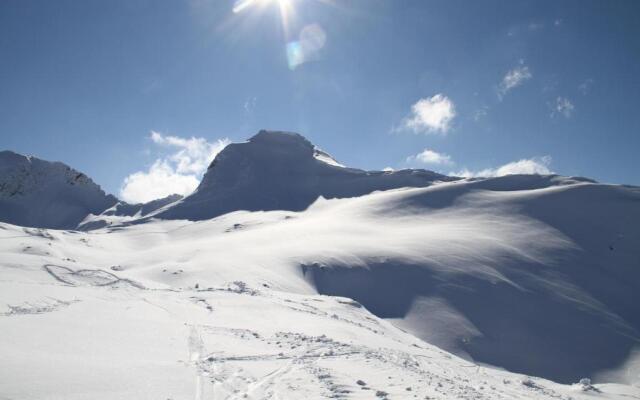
286 41 304 70
286 23 326 69
231 0 336 70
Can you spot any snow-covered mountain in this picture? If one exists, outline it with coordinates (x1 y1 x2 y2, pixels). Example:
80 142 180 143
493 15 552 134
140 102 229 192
1 131 639 399
0 150 118 229
156 130 457 221
0 131 458 229
0 151 186 230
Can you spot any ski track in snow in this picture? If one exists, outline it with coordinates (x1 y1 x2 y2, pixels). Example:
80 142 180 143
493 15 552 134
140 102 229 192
0 256 638 399
1 297 80 317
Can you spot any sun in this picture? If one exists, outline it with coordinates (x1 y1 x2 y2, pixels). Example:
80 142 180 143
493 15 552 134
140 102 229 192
229 0 336 70
232 0 296 35
233 0 292 13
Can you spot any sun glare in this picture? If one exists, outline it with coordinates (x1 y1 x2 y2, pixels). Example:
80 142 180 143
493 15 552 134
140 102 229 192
233 0 295 36
231 0 337 70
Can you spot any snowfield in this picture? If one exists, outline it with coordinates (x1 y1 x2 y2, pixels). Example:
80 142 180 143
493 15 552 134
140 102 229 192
1 177 639 399
1 131 639 399
4 262 630 400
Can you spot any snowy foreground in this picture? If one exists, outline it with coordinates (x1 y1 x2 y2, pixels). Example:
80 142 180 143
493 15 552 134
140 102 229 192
2 178 639 399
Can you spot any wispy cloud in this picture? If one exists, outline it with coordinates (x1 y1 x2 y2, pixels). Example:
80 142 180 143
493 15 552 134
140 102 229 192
528 22 544 31
473 106 489 121
578 79 594 95
396 94 456 134
453 156 552 178
407 149 454 166
243 96 257 114
120 132 230 203
554 97 575 118
498 65 532 98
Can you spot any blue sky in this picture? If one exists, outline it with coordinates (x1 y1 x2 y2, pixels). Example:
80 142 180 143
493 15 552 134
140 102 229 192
1 0 638 202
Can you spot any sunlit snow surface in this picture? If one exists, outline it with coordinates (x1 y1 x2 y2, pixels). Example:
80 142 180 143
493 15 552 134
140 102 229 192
1 177 639 399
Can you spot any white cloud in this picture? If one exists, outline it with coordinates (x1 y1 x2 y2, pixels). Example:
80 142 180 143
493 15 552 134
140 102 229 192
120 132 230 203
499 65 532 98
120 161 201 204
554 97 575 118
407 149 454 166
453 156 552 178
399 94 456 134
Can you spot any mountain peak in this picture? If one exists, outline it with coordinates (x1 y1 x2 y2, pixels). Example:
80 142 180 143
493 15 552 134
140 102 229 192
247 130 345 168
0 150 117 229
157 131 455 221
0 150 32 166
249 130 314 148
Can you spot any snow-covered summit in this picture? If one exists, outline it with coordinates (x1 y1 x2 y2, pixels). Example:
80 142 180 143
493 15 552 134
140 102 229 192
157 130 457 221
246 129 314 150
0 150 117 229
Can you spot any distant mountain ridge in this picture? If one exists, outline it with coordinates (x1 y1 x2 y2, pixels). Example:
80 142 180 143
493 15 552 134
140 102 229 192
0 150 118 229
0 130 463 229
0 130 634 230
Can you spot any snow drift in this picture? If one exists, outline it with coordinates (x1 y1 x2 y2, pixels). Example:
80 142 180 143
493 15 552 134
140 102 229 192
305 176 640 382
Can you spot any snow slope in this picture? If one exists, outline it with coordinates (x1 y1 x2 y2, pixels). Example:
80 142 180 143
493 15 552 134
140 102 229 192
0 151 118 229
1 210 638 399
1 175 639 398
78 193 184 230
305 176 640 383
